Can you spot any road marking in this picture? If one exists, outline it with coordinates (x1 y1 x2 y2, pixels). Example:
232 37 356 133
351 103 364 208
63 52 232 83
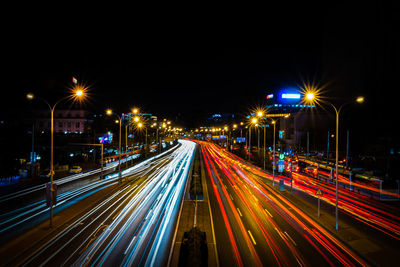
252 195 259 202
229 194 234 201
237 207 242 217
124 236 136 255
284 231 297 246
248 230 257 245
264 208 273 218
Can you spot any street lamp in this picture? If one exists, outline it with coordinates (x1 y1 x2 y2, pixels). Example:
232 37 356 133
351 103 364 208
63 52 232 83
137 122 148 150
263 114 289 187
271 120 276 186
256 111 266 170
304 93 364 231
26 87 86 228
248 117 258 160
106 108 123 184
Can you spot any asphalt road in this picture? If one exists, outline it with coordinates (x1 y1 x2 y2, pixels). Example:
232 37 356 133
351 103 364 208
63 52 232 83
1 140 196 266
199 141 368 266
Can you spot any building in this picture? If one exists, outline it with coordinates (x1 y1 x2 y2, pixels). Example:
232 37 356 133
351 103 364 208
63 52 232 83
264 89 318 153
34 109 92 134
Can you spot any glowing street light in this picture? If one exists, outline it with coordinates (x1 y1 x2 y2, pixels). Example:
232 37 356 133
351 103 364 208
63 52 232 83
26 93 34 100
106 108 124 183
306 92 314 101
26 86 87 228
248 117 259 161
302 91 365 231
75 89 84 97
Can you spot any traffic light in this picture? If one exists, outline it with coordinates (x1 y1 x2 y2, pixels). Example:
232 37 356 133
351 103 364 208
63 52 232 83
279 153 285 160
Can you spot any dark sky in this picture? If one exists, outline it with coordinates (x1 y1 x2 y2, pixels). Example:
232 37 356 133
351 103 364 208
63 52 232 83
2 1 399 131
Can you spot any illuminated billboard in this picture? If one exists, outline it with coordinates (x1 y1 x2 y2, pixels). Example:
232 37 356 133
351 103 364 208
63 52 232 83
99 132 113 144
281 93 300 99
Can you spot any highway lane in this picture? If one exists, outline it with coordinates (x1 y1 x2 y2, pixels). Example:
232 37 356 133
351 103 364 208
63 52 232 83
10 139 195 267
237 151 400 241
0 147 175 242
199 141 367 266
0 154 138 207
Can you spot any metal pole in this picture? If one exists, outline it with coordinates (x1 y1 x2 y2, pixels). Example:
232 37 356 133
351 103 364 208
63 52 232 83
273 122 276 187
335 109 339 231
349 171 352 191
346 130 349 169
263 125 266 170
100 143 104 178
118 115 122 183
327 131 330 165
308 131 311 158
31 123 35 178
125 125 128 168
125 125 128 153
50 107 54 228
248 126 251 161
318 196 321 218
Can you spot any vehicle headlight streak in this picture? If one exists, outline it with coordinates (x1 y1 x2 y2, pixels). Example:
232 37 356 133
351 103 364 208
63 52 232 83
0 144 180 235
198 141 368 266
73 140 196 266
214 141 400 241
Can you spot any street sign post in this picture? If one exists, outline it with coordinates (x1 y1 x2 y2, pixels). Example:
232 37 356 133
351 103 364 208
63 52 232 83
278 159 285 173
46 182 58 207
316 188 323 218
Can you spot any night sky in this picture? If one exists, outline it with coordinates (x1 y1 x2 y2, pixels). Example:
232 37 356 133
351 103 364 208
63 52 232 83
2 2 399 133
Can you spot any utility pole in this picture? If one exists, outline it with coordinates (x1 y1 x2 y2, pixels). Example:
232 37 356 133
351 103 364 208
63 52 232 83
248 126 251 161
346 130 349 169
263 124 266 170
307 131 309 159
327 131 330 165
31 123 35 178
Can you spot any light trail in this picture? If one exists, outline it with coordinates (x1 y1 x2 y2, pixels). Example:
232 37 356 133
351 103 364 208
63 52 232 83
0 144 179 236
4 140 195 267
72 140 196 266
214 142 400 241
198 141 369 266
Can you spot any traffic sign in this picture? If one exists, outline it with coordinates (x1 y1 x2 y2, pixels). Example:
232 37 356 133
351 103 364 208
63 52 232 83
316 188 323 196
278 159 285 172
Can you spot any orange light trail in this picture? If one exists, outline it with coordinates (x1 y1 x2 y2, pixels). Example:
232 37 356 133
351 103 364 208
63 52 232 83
197 141 370 266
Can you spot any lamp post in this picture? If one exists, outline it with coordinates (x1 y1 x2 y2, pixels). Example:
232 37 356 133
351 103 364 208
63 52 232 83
106 109 123 183
272 120 276 187
249 117 258 161
304 92 364 231
27 88 85 228
256 111 266 170
138 122 147 150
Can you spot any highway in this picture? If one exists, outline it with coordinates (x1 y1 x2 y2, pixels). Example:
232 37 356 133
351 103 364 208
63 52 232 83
199 141 368 266
1 140 195 266
0 150 154 240
242 153 400 241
